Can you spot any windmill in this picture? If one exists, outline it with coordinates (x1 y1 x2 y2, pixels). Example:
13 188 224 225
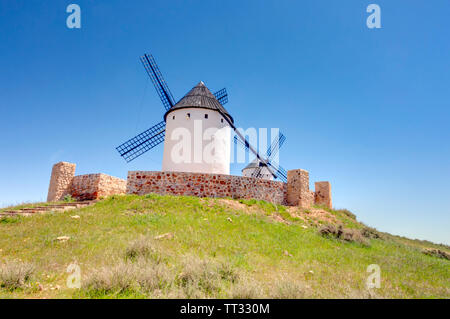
115 54 228 163
116 53 288 182
235 132 287 181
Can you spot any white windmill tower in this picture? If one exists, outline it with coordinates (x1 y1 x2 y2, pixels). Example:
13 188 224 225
242 159 274 180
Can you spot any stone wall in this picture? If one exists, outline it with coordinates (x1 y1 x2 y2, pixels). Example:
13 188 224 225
47 162 126 202
71 173 127 201
47 162 332 208
71 174 102 201
97 174 128 198
127 171 287 205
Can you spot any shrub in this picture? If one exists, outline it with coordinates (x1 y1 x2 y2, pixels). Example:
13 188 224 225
136 260 173 292
217 261 240 283
0 260 35 290
422 248 450 260
63 195 74 203
319 224 369 246
361 226 382 239
176 256 240 296
82 261 138 295
177 256 221 294
125 237 162 263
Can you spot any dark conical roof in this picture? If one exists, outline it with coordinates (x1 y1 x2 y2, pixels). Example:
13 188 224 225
164 81 233 123
242 158 260 171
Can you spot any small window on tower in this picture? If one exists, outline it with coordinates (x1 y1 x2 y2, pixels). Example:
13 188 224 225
172 115 175 120
205 114 208 119
221 118 224 123
186 113 190 119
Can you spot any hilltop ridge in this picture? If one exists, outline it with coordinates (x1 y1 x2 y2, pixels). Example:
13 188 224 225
0 194 449 298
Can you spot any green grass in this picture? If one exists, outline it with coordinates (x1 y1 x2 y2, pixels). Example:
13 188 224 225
0 194 448 299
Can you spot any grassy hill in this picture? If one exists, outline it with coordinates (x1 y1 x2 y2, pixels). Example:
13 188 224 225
0 194 448 299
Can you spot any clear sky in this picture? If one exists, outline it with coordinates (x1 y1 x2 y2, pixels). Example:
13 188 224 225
0 0 449 244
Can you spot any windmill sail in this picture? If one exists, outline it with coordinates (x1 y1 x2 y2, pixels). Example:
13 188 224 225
214 88 228 105
116 121 166 162
140 54 175 111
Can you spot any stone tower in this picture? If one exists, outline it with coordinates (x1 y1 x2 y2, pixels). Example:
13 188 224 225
47 162 76 202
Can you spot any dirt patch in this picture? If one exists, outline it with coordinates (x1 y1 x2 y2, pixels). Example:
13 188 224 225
271 214 291 225
288 207 337 225
217 199 340 226
217 199 250 212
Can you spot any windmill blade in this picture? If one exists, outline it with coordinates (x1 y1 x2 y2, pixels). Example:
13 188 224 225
235 132 285 157
266 132 286 158
214 88 228 105
234 135 248 151
140 54 176 111
252 160 288 183
267 161 288 182
116 121 166 162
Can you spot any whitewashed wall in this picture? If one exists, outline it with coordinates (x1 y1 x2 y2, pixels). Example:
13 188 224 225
162 108 231 174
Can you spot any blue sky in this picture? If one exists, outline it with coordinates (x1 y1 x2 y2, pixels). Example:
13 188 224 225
0 0 449 244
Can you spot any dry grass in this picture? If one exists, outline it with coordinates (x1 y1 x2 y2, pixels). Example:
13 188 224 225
82 239 243 298
177 255 234 296
136 261 173 293
83 238 173 297
81 258 174 297
0 260 35 290
230 280 265 298
125 237 163 263
269 278 308 299
82 260 138 295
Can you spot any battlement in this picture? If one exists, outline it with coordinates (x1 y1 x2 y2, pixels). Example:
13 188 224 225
47 162 332 208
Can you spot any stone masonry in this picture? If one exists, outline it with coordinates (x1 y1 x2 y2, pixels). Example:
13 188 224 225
286 169 315 207
127 171 287 205
47 162 332 209
47 162 76 202
71 173 127 201
47 162 126 202
314 181 332 208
